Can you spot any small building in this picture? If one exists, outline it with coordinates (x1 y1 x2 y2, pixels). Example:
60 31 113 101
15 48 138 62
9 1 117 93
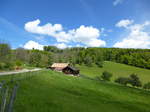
50 63 79 76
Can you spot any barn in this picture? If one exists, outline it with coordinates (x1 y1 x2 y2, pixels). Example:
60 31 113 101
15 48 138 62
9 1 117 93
50 63 79 76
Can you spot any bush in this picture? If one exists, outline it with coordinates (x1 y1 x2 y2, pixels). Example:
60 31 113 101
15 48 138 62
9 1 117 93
0 62 14 70
15 60 23 66
84 56 93 67
4 62 14 70
128 74 142 87
96 61 103 68
0 62 5 70
143 82 150 90
101 71 112 81
115 77 129 86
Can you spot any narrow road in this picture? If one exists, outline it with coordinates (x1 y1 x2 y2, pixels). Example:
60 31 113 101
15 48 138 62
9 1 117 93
0 68 42 76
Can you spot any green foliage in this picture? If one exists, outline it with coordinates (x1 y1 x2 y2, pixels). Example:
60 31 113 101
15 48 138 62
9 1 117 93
95 54 103 67
115 74 142 88
0 43 14 70
4 62 14 70
0 62 6 70
77 61 150 83
115 77 129 86
29 50 53 67
0 43 11 63
15 60 23 66
14 48 29 63
43 46 60 53
143 82 150 90
84 56 93 66
96 61 103 67
2 43 150 71
128 74 142 87
0 43 11 58
29 50 41 67
101 71 112 81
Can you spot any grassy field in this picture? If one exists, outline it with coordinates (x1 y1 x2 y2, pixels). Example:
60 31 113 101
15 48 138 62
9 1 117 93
77 61 150 83
0 70 149 112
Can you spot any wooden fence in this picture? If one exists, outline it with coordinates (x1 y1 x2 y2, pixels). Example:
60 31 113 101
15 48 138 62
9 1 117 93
0 71 42 112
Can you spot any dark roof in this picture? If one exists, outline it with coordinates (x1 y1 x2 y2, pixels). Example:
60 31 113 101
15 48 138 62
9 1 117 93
64 66 79 71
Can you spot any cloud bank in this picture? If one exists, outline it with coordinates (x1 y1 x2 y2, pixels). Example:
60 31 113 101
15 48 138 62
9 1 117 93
116 19 134 28
114 19 150 48
24 19 106 48
55 43 68 49
23 40 44 50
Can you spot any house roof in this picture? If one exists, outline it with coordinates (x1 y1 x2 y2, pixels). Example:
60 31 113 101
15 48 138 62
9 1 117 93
67 66 79 71
51 63 69 68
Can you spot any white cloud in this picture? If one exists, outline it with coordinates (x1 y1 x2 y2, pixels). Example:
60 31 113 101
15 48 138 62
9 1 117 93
23 40 44 50
55 43 67 49
113 0 124 6
54 31 72 43
71 25 106 47
25 19 63 36
114 20 150 48
88 39 106 47
116 19 134 28
24 20 106 47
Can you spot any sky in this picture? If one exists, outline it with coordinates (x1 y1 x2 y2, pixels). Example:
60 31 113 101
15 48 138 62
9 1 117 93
0 0 150 50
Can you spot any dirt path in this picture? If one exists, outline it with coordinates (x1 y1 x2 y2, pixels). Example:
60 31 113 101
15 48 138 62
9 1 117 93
0 68 42 76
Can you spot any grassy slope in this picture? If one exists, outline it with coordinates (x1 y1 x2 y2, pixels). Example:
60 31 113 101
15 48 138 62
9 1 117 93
7 70 149 112
77 61 150 83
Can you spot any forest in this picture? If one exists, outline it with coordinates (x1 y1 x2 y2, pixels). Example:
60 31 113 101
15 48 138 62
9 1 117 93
1 43 150 70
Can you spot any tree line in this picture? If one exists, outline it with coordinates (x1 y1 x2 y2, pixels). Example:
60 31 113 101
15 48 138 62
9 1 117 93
1 43 150 70
0 43 52 70
44 46 150 69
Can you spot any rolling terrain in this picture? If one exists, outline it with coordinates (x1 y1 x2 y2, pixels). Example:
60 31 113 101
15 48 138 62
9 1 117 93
78 61 150 83
0 62 150 112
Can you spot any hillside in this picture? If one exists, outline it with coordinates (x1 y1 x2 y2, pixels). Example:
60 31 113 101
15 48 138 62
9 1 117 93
77 61 150 83
0 70 149 112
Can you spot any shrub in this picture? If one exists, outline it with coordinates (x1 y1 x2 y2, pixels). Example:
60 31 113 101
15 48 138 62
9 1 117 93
143 82 150 90
0 62 14 70
115 77 129 86
96 61 103 68
4 62 14 70
101 71 112 81
84 56 93 67
128 74 142 87
15 60 23 67
0 63 5 70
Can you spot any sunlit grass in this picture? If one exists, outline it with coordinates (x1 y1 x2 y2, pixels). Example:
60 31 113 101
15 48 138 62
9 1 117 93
0 69 150 112
77 61 150 83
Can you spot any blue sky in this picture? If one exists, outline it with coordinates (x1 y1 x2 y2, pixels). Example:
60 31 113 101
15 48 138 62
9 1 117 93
0 0 150 49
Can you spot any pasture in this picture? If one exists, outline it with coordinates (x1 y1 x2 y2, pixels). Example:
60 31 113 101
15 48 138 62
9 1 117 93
78 61 150 83
0 69 149 112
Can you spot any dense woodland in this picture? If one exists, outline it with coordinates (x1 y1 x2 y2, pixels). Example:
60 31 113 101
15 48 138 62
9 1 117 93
1 43 150 70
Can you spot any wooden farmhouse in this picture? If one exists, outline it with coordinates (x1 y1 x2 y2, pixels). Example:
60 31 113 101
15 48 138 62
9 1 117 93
50 63 79 76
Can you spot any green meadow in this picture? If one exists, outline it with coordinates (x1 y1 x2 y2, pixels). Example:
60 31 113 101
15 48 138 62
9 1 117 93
14 70 150 112
0 62 150 112
77 61 150 83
